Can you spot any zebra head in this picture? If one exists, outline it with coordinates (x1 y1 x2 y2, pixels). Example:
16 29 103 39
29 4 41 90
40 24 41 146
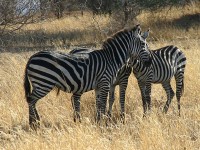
129 25 151 67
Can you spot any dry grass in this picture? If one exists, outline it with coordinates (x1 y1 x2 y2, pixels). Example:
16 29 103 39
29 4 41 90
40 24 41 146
0 3 200 150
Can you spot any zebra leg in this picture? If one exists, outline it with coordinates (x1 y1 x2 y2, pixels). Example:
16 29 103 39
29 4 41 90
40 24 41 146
27 87 53 130
27 97 40 130
175 74 185 116
95 89 101 122
108 86 115 119
71 93 82 122
119 84 128 123
138 81 148 116
145 82 152 112
162 81 175 114
95 87 109 122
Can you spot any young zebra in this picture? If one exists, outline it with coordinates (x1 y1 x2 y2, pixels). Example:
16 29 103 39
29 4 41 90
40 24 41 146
24 25 151 129
109 45 186 117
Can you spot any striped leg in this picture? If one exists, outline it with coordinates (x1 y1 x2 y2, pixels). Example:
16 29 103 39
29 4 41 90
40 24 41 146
28 97 40 130
175 74 184 116
138 81 148 116
95 88 101 122
27 87 53 130
162 81 175 114
145 82 152 112
108 86 115 118
71 93 82 122
95 87 109 122
119 84 128 123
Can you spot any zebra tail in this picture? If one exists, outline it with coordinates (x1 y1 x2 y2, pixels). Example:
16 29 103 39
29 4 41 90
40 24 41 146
24 62 31 100
56 88 60 96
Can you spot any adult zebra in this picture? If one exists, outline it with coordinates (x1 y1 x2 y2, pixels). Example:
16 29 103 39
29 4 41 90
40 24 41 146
69 48 132 122
108 45 186 117
24 25 151 129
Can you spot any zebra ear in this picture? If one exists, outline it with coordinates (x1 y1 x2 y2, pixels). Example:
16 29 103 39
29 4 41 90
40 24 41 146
142 29 150 40
132 24 141 35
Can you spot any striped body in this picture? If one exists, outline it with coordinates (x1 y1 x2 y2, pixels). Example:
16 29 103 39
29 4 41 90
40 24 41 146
71 46 186 119
69 48 132 120
24 25 151 129
27 50 107 94
108 45 186 117
132 45 186 115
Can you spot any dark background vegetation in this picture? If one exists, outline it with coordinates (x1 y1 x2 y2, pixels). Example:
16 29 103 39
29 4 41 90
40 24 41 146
0 0 199 49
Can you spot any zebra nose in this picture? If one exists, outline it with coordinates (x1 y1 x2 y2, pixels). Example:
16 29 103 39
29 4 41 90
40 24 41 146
144 59 151 67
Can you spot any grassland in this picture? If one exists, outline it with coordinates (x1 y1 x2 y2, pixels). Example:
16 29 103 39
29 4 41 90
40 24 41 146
0 3 200 150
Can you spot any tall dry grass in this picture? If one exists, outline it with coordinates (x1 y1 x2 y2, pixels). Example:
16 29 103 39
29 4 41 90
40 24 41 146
0 3 200 150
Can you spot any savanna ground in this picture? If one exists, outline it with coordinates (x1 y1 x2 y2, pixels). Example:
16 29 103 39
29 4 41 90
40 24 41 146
0 3 200 150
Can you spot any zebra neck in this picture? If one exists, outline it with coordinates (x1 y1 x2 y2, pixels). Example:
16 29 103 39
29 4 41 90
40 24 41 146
104 46 128 72
132 60 145 72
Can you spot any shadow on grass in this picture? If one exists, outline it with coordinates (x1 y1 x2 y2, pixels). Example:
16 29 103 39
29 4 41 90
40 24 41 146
172 13 200 29
0 28 100 53
0 13 199 53
151 13 200 30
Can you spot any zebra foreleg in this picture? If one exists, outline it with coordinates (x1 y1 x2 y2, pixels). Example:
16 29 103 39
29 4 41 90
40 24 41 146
95 89 101 122
162 82 175 114
95 87 109 123
119 84 127 123
108 86 115 119
145 82 152 113
138 82 148 117
71 94 81 122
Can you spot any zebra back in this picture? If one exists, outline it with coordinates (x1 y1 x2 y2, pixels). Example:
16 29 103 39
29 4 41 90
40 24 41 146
131 45 186 83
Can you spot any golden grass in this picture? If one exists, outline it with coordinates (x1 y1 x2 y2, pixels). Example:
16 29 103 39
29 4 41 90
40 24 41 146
0 3 200 150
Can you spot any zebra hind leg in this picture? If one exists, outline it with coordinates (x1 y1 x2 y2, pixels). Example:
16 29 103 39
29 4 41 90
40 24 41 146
27 97 40 130
162 82 175 114
71 94 82 122
175 75 185 116
27 87 54 130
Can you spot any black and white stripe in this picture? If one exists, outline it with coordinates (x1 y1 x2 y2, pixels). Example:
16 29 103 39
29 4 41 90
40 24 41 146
108 45 186 117
69 48 132 121
24 25 151 129
132 45 186 116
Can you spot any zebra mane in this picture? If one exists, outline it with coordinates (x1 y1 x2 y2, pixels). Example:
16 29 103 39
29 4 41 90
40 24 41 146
102 26 139 49
102 29 129 49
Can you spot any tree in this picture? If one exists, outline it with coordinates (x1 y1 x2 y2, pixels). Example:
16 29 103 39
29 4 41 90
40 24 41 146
51 0 65 19
0 0 38 35
40 0 51 20
86 0 113 15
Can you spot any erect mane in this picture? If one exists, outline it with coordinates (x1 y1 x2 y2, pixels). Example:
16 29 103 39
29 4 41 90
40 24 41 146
102 29 129 49
102 26 139 49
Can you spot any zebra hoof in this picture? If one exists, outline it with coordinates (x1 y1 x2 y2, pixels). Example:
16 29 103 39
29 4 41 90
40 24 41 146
120 113 125 124
30 121 40 131
163 105 169 114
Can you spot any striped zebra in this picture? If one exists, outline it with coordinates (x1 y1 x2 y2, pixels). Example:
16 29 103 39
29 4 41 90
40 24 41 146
108 45 186 117
24 25 151 129
69 48 132 122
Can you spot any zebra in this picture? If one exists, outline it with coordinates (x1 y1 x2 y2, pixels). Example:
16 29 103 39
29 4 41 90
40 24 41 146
24 25 151 129
69 48 132 122
108 45 186 117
